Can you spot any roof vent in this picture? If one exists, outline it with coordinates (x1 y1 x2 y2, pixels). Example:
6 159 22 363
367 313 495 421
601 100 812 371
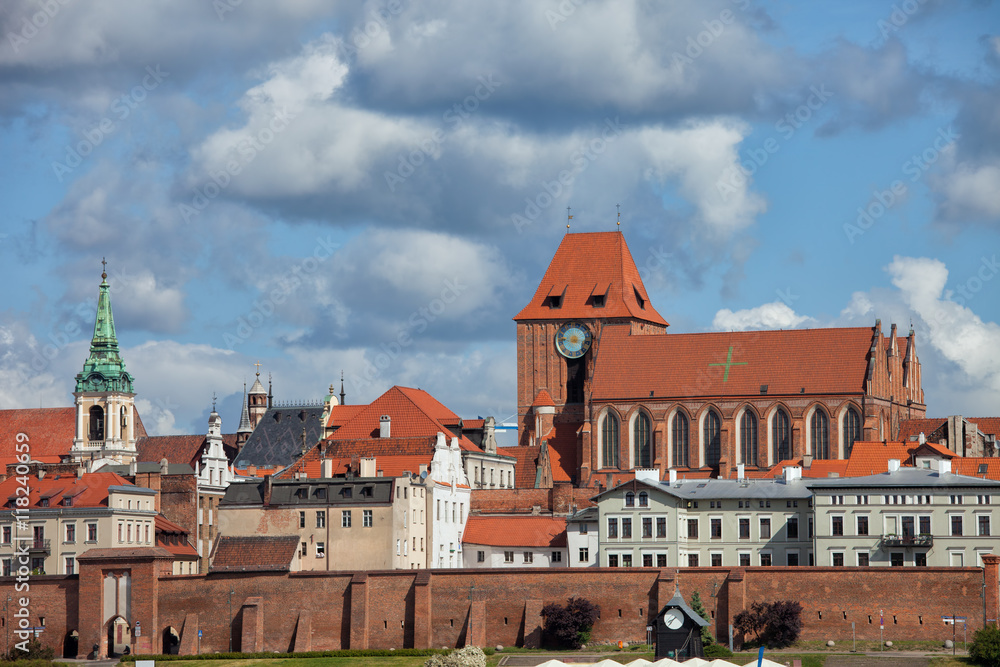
888 459 901 473
760 385 768 394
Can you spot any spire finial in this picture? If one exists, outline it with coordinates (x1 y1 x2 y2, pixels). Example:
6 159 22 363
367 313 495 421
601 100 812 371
101 257 107 280
212 392 217 412
254 360 261 376
616 203 621 228
566 206 572 232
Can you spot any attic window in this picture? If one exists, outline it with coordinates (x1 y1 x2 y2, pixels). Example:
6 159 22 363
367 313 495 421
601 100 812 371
295 487 308 499
39 498 49 507
591 294 605 308
544 294 563 309
632 285 645 309
63 497 73 507
341 487 352 498
315 487 327 499
589 282 610 308
361 486 374 498
979 464 989 474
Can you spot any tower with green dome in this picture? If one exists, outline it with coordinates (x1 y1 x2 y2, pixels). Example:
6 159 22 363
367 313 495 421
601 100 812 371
71 261 138 464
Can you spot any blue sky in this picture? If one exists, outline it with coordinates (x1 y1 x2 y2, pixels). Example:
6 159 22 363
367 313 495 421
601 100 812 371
1 0 998 435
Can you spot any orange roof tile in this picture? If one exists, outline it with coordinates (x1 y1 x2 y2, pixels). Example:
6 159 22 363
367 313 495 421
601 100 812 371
952 458 1000 480
0 471 133 508
504 446 540 488
913 441 956 458
970 418 1000 437
545 422 578 483
463 515 567 548
210 535 298 572
843 441 914 477
764 459 850 479
0 407 148 466
897 418 948 442
591 324 875 399
532 390 555 408
514 232 668 325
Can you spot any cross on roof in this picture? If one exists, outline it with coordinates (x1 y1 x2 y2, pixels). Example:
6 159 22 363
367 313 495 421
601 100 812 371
254 360 262 376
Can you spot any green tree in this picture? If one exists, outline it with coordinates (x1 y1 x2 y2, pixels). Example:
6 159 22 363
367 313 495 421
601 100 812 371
690 591 714 645
970 626 1000 667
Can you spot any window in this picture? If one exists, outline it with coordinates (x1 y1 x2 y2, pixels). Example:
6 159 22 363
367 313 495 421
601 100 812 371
979 515 991 537
832 516 844 536
65 524 76 543
656 517 667 538
608 554 619 567
811 409 830 459
711 518 722 539
951 495 964 505
919 516 930 534
523 552 533 564
504 551 514 563
787 552 799 566
979 495 991 505
739 518 750 539
552 551 562 562
711 553 722 567
673 412 689 467
857 552 869 566
760 552 772 566
602 413 620 468
299 511 306 528
657 554 667 567
773 409 791 462
363 510 373 527
65 557 75 575
638 492 648 507
688 553 699 567
623 553 634 567
634 412 651 468
739 553 750 566
705 410 721 466
741 410 758 465
915 552 927 566
760 518 771 539
808 517 813 539
608 518 618 538
625 492 635 507
316 542 325 558
579 548 589 562
642 517 653 538
87 524 97 542
856 515 869 536
1 526 9 544
579 523 588 535
622 518 632 539
342 510 351 528
301 542 307 557
787 517 798 539
845 407 862 458
951 515 963 536
643 554 653 567
832 552 844 567
687 519 699 539
890 552 904 567
316 511 326 528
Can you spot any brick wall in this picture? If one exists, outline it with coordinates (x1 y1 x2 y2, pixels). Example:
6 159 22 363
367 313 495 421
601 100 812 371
470 486 595 515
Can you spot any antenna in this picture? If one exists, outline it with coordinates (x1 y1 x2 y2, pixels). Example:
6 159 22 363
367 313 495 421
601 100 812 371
566 205 572 232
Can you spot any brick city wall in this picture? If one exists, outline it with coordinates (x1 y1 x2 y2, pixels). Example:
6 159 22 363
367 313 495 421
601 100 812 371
469 485 595 514
5 563 997 657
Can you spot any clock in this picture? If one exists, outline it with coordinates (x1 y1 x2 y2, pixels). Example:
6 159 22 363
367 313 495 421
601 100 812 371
554 322 592 359
664 608 685 630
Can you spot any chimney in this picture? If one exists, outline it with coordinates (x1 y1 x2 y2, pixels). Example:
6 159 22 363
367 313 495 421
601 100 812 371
360 457 376 478
918 432 926 445
668 469 678 485
379 415 391 438
783 466 802 483
263 475 273 505
76 467 84 479
418 464 428 476
129 459 137 476
635 468 659 484
937 459 952 476
737 463 745 480
321 458 333 478
160 457 169 475
888 459 901 473
37 469 45 481
802 454 813 469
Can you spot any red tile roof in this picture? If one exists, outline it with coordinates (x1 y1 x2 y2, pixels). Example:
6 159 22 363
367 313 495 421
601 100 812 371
951 458 1000 479
463 515 567 548
0 471 133 508
504 446 540 488
591 324 876 399
137 435 204 467
544 422 578 483
897 418 948 442
970 418 1000 437
913 441 956 458
843 441 914 477
532 390 555 408
514 232 668 326
154 515 198 557
763 459 850 479
210 535 298 572
0 407 148 466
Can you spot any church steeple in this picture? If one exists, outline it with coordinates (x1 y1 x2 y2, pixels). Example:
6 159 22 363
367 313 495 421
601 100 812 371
75 260 133 393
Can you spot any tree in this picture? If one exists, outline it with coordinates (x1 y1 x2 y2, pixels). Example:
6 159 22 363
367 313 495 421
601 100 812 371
734 600 803 649
689 591 714 645
541 597 600 649
970 626 1000 667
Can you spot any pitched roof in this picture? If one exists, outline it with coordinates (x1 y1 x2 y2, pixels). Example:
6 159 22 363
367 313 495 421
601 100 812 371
951 458 1000 480
0 407 77 463
897 418 948 442
532 390 555 408
210 535 298 572
234 405 326 468
843 441 915 477
279 435 439 479
514 232 668 326
0 471 133 508
462 516 567 548
763 459 850 479
154 515 198 558
505 446 541 488
970 418 1000 437
544 422 578 483
591 324 875 399
136 434 204 467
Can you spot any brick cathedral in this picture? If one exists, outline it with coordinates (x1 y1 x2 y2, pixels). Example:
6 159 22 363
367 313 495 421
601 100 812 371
515 232 925 486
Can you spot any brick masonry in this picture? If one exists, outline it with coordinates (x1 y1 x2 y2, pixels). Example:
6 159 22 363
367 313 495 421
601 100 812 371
6 561 997 656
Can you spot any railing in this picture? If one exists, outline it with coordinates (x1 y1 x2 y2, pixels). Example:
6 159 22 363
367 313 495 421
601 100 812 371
27 539 51 551
880 534 932 548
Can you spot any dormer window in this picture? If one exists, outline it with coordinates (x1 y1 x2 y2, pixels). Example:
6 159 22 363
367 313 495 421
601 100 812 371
592 294 605 307
633 285 645 309
589 282 610 308
545 294 562 309
39 498 48 508
341 487 352 499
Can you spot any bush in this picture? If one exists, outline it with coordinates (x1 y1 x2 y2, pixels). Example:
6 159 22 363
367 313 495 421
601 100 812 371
704 643 733 658
734 600 803 649
2 638 54 662
970 626 1000 667
542 597 600 649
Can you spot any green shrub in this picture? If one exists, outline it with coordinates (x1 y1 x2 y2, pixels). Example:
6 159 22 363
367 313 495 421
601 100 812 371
970 626 1000 667
2 639 54 662
704 643 733 658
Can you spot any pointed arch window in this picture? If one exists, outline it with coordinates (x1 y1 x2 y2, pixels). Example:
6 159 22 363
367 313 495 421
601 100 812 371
773 409 791 462
845 407 862 458
672 412 689 468
88 406 105 442
811 409 830 460
602 413 620 469
740 410 758 466
705 410 721 467
634 412 651 468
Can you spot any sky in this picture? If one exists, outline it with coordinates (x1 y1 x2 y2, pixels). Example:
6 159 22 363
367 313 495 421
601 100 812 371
1 0 998 437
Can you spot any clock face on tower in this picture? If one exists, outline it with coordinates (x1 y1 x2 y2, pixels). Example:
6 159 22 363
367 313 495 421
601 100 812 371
554 322 592 359
664 608 685 630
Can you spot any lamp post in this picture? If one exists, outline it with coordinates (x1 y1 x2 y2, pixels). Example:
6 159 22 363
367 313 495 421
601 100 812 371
228 589 234 653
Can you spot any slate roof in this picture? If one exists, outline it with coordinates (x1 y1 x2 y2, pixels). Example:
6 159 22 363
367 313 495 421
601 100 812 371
137 433 238 468
807 468 1000 489
234 405 325 469
514 232 667 326
661 589 710 627
0 406 147 464
0 471 134 508
660 477 813 501
210 535 298 572
591 324 878 400
463 516 567 548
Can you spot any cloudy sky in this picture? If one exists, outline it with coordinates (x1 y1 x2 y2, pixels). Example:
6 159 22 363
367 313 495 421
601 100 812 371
1 0 998 436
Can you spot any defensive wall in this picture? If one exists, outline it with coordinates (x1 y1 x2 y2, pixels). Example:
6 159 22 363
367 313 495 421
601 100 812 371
5 555 998 658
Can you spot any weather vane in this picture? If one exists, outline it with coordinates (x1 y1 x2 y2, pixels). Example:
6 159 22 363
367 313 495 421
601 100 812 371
566 206 573 232
212 392 217 411
616 203 621 228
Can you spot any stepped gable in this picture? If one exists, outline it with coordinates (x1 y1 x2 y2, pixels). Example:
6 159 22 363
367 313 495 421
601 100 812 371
514 231 667 326
463 515 567 548
591 324 875 399
234 404 325 469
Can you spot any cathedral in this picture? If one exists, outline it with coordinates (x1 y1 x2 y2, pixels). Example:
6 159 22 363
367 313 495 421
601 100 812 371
515 232 926 487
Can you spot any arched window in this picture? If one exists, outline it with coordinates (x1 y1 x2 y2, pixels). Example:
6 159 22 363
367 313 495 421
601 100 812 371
602 413 620 469
704 410 721 467
88 406 105 441
773 409 791 462
672 412 689 467
634 412 651 468
811 409 830 460
638 492 648 507
845 407 862 458
625 492 635 507
740 410 758 466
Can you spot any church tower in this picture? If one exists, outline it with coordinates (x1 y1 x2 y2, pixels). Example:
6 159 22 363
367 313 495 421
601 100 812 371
248 368 267 428
71 262 138 465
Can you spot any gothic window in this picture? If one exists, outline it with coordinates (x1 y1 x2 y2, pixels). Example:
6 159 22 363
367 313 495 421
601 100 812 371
773 408 791 462
601 412 620 469
740 410 758 466
634 412 651 468
672 412 689 468
811 409 830 460
845 407 862 458
88 406 104 441
704 409 721 467
566 357 585 403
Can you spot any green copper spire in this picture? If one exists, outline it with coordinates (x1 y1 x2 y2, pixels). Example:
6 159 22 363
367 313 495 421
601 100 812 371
74 260 134 394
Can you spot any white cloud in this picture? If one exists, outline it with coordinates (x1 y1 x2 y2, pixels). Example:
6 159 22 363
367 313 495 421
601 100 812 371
933 159 1000 223
712 301 814 330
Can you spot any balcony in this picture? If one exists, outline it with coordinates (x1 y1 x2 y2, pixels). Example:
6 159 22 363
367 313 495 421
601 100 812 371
880 534 932 548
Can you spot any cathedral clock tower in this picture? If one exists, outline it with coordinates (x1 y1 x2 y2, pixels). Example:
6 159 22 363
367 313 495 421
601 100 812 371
71 263 138 465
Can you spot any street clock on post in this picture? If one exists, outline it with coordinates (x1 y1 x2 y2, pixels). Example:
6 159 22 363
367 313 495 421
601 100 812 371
554 321 592 359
